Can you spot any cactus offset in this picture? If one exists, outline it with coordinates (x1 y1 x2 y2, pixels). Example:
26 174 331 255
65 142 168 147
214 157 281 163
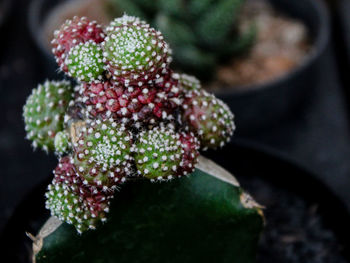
23 80 73 152
53 155 115 204
102 15 172 86
176 132 200 176
45 182 110 234
134 126 183 181
179 73 201 92
72 119 133 189
66 41 105 82
182 90 235 150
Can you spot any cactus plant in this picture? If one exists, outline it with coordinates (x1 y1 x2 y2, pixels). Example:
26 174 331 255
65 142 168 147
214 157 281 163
24 14 262 262
47 155 114 232
109 0 256 79
24 14 238 232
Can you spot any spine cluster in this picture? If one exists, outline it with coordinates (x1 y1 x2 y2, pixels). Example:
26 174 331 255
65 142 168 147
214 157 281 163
23 14 236 233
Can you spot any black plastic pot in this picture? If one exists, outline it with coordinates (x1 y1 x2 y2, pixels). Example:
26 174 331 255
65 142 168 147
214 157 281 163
1 141 350 263
28 0 330 135
216 0 330 136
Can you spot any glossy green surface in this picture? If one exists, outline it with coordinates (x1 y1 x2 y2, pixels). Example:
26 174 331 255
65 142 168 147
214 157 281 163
36 169 263 263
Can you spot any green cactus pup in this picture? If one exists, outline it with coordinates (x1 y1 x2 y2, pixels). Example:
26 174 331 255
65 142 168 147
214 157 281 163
72 119 133 189
66 40 105 83
23 80 73 152
134 126 183 181
45 182 110 234
102 14 172 86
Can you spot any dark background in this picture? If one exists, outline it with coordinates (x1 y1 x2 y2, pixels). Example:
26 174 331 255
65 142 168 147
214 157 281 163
1 0 350 236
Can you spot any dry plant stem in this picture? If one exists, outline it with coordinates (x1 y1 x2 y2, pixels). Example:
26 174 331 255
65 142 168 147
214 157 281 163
196 155 239 187
31 217 63 262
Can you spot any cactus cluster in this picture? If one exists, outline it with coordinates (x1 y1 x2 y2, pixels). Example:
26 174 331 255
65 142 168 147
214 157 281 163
109 0 256 79
23 15 235 233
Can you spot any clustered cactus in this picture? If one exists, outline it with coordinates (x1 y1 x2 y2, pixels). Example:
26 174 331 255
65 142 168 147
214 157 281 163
109 0 256 79
23 15 235 233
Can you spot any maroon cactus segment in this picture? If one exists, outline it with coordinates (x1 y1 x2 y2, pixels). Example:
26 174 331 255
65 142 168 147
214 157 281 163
176 132 200 177
75 78 182 125
51 16 105 72
53 155 115 199
53 155 79 186
182 90 235 150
